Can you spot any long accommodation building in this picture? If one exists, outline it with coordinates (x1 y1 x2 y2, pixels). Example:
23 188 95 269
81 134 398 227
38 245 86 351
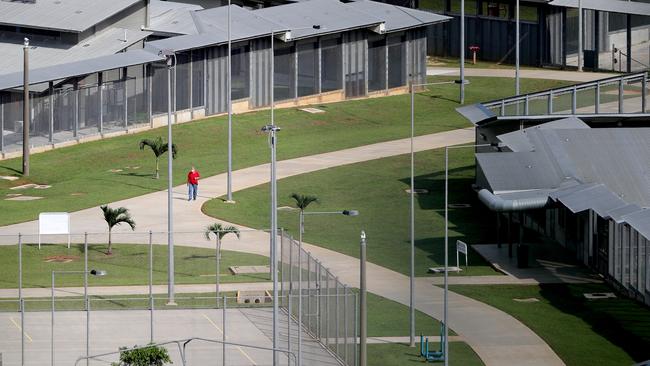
0 0 448 158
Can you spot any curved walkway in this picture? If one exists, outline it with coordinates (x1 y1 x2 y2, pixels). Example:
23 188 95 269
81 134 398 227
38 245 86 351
0 127 564 366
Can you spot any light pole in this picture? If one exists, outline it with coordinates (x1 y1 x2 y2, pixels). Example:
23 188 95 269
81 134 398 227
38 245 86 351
460 0 465 104
359 230 367 366
298 209 358 365
262 123 281 366
22 37 30 176
160 49 177 305
443 143 498 366
409 79 464 347
515 0 520 95
51 269 106 366
578 0 583 72
226 0 234 203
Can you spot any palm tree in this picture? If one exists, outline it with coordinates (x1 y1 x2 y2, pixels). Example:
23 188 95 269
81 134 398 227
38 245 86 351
100 205 136 255
290 193 319 243
205 223 240 298
139 137 178 179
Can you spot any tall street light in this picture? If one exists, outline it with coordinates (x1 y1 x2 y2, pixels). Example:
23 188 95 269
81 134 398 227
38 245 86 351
460 0 465 104
262 123 281 366
22 37 30 176
297 209 357 366
515 0 520 95
443 142 499 366
408 79 465 347
160 49 177 305
51 269 107 366
226 1 234 203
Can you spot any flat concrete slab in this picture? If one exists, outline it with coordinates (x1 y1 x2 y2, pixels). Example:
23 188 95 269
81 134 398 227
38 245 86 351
230 265 271 275
5 196 43 201
0 307 338 366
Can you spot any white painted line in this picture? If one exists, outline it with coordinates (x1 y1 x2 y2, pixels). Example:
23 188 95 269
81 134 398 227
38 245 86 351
10 317 33 342
202 313 257 366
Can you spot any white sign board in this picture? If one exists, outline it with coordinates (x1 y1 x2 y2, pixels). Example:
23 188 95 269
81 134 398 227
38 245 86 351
456 240 468 269
38 212 70 249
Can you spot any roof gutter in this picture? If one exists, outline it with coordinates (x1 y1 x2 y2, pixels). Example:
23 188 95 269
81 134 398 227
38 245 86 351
478 189 552 212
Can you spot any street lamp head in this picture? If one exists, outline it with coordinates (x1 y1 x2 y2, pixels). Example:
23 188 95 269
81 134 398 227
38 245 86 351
23 38 29 47
89 269 107 277
261 124 281 132
342 210 359 217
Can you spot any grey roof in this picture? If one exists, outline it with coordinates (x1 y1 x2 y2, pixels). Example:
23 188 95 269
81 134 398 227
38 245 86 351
606 204 643 223
146 5 286 52
549 0 650 17
621 209 650 240
0 28 151 77
0 49 163 91
345 0 450 33
476 151 566 193
497 117 589 152
456 104 496 126
554 184 627 216
0 0 141 33
253 0 384 40
145 0 204 36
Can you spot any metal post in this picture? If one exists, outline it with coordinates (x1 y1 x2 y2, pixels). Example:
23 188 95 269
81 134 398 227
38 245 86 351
271 126 279 366
595 82 601 114
19 233 24 366
271 31 274 125
289 232 294 358
84 233 88 308
149 230 154 343
298 237 303 366
444 147 449 366
335 280 340 355
515 0 520 95
226 0 233 202
578 0 583 72
51 272 54 366
223 295 227 366
22 38 30 176
167 54 176 305
343 285 348 366
86 297 90 366
48 82 53 143
508 212 513 258
572 86 577 114
548 90 553 114
642 73 647 113
619 78 624 114
99 72 103 135
359 231 367 366
216 234 221 301
409 81 415 348
325 273 329 347
354 293 358 366
460 0 465 104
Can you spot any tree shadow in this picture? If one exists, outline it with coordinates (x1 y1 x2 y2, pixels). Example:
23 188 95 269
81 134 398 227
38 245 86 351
0 165 22 175
117 172 155 178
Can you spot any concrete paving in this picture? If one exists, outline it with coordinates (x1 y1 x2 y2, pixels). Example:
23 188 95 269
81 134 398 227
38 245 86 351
0 129 566 366
0 307 336 366
427 67 618 82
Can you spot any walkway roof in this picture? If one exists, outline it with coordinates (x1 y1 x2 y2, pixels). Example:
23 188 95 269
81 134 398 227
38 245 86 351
346 0 450 33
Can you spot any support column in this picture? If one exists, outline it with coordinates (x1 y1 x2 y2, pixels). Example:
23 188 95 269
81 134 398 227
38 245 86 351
48 82 54 143
98 72 103 134
497 213 501 248
124 68 128 130
508 212 513 258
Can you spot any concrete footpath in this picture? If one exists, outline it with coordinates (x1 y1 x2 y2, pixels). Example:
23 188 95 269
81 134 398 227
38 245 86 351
0 128 565 366
428 66 616 83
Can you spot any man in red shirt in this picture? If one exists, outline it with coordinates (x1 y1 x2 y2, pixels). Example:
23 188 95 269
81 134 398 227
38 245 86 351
187 166 200 201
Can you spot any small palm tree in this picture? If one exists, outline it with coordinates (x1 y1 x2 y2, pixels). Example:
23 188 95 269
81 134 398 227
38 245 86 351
139 137 178 179
205 223 240 297
100 205 136 255
291 193 319 242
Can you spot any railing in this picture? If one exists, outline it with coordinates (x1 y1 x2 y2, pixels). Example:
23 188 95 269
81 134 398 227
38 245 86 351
482 71 649 118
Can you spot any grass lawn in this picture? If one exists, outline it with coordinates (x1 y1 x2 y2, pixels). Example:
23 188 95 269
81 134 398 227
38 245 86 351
0 243 269 288
368 342 484 366
448 283 650 366
0 76 570 227
203 148 498 277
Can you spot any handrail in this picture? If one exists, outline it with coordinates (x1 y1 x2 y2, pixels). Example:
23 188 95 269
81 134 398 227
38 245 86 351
74 337 297 366
482 71 648 107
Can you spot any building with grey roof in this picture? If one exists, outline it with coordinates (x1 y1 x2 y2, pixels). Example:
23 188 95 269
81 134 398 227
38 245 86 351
462 76 650 306
0 0 449 158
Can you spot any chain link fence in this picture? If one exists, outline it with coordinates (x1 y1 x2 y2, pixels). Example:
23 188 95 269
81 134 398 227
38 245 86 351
0 230 357 366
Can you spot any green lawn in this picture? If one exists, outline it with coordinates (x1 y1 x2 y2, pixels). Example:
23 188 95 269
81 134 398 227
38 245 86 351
368 342 484 366
0 77 570 227
0 243 269 288
448 283 650 366
203 148 499 276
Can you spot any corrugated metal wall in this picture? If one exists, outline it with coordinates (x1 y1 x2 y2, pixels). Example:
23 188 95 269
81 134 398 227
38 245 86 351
206 45 228 115
251 37 272 108
344 30 367 98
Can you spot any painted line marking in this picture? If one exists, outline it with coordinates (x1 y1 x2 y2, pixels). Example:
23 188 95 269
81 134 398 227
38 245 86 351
9 317 33 342
202 313 257 365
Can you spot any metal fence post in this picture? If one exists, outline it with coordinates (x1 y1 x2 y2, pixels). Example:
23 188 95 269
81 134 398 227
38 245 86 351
548 90 553 114
316 260 321 339
619 78 625 114
307 253 312 332
149 230 154 343
355 292 359 366
524 95 529 116
343 286 348 366
595 82 601 114
223 295 227 366
571 86 577 114
298 241 303 366
325 271 330 347
335 279 340 357
642 72 647 113
86 297 90 366
84 233 88 311
288 235 293 359
20 298 25 366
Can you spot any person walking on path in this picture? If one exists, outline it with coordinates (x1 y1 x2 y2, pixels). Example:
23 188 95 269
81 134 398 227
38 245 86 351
187 166 200 201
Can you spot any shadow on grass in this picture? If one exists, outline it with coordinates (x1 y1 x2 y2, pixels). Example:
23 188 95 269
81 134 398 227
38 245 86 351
539 283 650 362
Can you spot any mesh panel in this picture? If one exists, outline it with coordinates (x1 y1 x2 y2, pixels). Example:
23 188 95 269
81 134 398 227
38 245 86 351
387 33 407 89
368 36 386 92
321 37 343 93
274 43 296 102
232 43 251 101
191 49 205 108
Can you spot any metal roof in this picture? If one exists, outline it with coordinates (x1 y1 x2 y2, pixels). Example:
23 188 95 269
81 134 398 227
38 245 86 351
146 5 286 52
0 0 141 33
554 184 627 216
0 27 151 77
145 0 204 36
456 104 496 126
345 0 450 33
0 49 163 91
476 151 566 193
497 117 589 152
253 0 384 40
605 204 643 223
621 209 650 240
549 0 650 17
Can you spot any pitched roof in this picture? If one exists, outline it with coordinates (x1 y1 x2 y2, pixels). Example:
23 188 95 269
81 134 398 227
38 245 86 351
346 0 451 33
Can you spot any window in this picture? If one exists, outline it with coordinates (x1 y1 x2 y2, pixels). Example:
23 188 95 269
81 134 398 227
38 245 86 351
368 36 386 92
387 34 407 88
297 41 318 97
274 44 296 101
191 49 205 108
231 44 250 100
